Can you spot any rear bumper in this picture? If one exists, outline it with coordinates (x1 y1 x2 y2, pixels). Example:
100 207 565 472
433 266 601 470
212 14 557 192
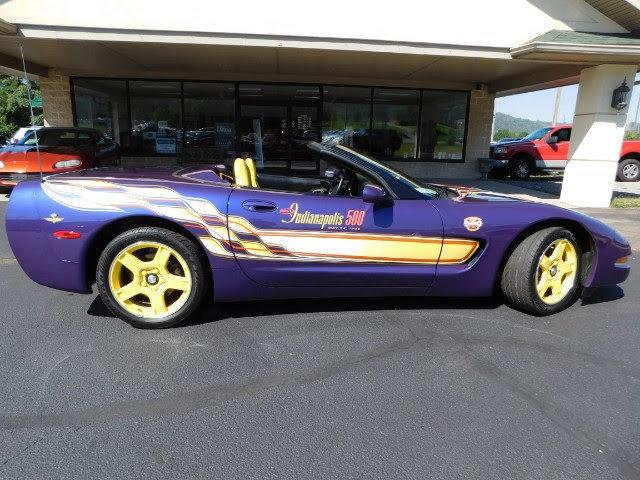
6 180 91 293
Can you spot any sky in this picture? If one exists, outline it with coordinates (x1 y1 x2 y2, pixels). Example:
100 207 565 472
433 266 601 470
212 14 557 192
495 73 640 125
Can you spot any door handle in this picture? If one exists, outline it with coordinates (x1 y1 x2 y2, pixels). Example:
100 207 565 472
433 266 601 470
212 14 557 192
242 200 277 212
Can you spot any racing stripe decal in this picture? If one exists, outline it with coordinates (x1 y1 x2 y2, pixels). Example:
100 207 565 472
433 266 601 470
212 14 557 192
42 180 479 265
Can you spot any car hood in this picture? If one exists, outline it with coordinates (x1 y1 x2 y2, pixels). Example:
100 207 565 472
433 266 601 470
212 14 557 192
0 147 28 171
434 183 521 203
493 140 536 148
435 183 626 245
0 145 89 172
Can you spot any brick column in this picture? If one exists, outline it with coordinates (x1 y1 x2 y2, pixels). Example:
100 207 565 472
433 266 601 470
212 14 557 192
39 69 74 127
464 88 495 168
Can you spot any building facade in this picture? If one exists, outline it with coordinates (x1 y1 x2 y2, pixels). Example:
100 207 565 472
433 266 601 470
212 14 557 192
0 0 639 203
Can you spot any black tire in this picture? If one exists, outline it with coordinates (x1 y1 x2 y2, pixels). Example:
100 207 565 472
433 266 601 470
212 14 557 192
509 156 533 180
617 158 640 182
96 227 208 328
501 227 581 315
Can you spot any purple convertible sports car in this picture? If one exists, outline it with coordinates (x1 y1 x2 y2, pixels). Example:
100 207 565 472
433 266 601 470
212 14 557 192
6 142 631 328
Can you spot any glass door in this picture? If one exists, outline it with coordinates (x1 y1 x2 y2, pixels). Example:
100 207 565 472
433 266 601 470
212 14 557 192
240 103 288 170
289 104 321 174
238 84 321 174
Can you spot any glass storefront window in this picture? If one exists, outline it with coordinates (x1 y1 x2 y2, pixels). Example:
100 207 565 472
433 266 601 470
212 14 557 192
129 81 182 156
239 84 320 172
372 88 419 160
322 86 370 153
72 79 130 149
183 82 236 162
419 90 468 161
72 79 469 166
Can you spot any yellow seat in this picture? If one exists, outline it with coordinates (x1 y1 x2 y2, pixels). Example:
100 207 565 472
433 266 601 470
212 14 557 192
233 158 251 187
245 157 259 188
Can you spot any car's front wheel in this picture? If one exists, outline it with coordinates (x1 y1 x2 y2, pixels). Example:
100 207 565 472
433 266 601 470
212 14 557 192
96 227 207 328
617 158 640 182
509 156 533 180
501 227 581 315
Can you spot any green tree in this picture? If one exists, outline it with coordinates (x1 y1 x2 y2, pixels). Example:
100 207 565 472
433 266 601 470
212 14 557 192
0 74 43 143
494 128 515 141
494 128 529 141
624 130 640 140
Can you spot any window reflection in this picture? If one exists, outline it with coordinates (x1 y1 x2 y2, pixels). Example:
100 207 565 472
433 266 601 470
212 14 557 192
129 81 182 157
419 90 468 161
372 88 419 159
73 79 130 149
72 79 470 165
322 86 370 152
183 82 235 162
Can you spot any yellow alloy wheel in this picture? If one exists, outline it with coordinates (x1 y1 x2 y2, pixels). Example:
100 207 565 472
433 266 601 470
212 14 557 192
535 238 578 305
108 241 192 319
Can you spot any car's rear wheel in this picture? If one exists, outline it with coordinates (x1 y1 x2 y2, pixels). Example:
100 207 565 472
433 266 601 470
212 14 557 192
501 227 581 315
509 156 533 180
96 227 207 328
617 158 640 182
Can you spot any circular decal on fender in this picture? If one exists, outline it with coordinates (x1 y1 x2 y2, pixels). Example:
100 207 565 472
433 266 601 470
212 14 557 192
464 216 483 232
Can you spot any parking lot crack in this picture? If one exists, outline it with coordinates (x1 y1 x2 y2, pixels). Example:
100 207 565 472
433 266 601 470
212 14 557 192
0 337 419 431
462 348 640 480
451 333 640 382
1 435 45 467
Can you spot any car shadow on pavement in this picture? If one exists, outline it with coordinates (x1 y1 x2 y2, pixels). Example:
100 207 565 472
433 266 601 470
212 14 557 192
87 284 626 328
87 294 505 327
580 285 625 305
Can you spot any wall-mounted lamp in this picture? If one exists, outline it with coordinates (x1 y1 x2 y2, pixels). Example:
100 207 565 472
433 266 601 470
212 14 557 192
611 78 631 111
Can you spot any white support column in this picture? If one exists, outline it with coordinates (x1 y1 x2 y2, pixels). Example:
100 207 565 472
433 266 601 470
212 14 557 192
560 64 636 208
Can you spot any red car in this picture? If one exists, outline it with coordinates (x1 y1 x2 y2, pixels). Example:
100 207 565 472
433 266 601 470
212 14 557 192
489 124 640 182
0 127 120 187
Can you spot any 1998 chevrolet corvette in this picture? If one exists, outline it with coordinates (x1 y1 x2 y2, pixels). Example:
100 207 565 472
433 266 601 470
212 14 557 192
6 142 631 328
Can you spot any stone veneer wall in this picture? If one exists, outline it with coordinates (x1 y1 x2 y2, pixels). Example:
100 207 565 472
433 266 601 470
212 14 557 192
39 69 74 127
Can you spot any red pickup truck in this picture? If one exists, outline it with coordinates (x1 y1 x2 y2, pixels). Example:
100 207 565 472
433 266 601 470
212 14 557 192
489 124 640 182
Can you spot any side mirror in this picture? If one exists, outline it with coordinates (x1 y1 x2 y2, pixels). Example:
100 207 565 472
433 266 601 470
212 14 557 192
362 183 387 204
547 135 558 144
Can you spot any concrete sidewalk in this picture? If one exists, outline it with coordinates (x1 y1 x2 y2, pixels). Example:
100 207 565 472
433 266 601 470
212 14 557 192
578 207 640 251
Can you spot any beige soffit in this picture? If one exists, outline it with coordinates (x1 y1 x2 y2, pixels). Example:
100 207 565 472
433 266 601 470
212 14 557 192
0 18 16 35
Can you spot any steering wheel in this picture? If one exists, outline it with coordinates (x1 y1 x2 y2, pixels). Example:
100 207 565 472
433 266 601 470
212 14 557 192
329 167 345 195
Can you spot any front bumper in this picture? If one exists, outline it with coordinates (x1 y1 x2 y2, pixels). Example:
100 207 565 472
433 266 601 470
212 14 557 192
488 158 510 170
584 231 632 289
0 172 42 186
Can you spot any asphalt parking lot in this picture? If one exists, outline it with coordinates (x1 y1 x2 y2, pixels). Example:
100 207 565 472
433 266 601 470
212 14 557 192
0 201 639 479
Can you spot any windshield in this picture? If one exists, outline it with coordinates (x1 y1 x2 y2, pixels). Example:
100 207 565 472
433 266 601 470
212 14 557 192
334 145 441 197
20 129 96 147
522 127 552 141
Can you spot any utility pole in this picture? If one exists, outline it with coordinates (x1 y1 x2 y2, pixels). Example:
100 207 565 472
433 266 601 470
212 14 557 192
552 87 562 126
490 112 496 141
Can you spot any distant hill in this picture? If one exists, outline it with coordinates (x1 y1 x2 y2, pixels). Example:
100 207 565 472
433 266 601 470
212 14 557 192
493 112 551 137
